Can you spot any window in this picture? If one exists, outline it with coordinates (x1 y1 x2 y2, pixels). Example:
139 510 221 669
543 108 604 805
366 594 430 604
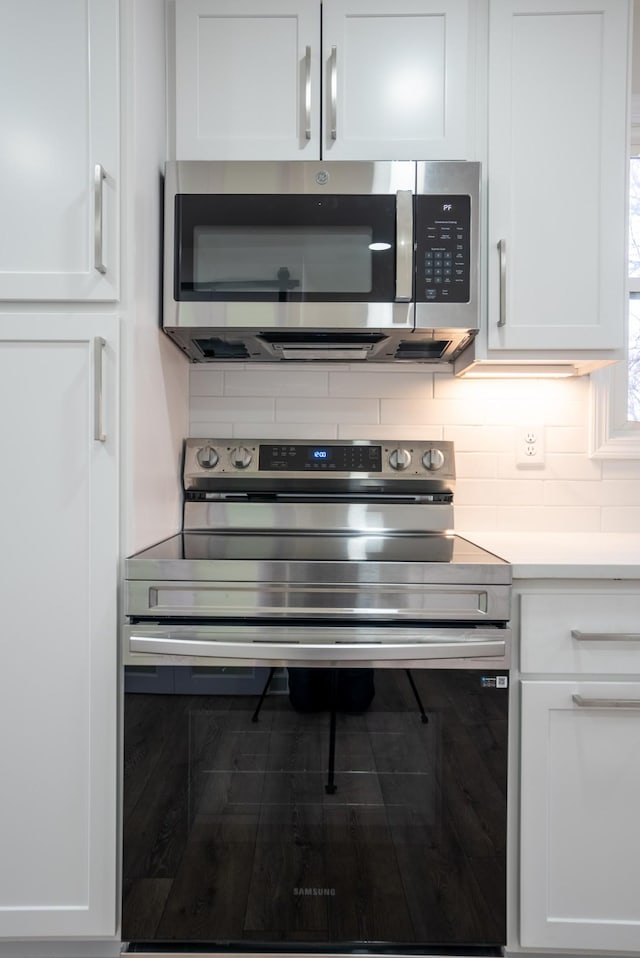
590 124 640 457
627 156 640 421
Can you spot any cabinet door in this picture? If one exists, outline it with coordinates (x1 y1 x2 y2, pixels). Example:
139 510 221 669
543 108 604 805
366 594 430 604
175 0 320 160
0 315 118 938
520 680 640 952
322 0 472 160
0 0 119 301
487 0 629 351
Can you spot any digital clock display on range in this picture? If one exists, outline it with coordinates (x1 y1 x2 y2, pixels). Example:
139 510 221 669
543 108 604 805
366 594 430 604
259 444 382 472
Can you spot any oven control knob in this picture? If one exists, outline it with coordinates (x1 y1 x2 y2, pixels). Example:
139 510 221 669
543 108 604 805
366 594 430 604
230 446 253 469
389 447 412 471
422 447 446 471
196 445 219 469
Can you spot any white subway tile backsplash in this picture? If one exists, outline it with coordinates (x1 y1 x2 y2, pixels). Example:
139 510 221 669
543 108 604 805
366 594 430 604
455 479 544 506
188 423 234 439
337 425 444 440
497 453 602 481
381 398 486 425
455 507 500 531
190 367 225 396
434 374 589 404
543 454 603 481
543 481 603 507
455 452 499 478
545 426 588 454
275 397 378 423
186 367 640 532
600 480 640 505
444 425 514 451
190 396 275 423
601 506 640 532
328 370 434 398
235 423 339 439
223 369 329 397
495 506 601 533
190 362 248 372
602 459 640 478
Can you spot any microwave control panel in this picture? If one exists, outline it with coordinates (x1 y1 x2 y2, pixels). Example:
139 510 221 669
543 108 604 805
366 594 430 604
415 195 471 303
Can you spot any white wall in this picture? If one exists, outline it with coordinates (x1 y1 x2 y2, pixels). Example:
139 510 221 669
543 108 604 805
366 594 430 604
120 0 189 555
189 364 640 534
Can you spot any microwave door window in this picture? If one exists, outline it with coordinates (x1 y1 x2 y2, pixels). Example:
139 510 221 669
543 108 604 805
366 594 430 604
193 227 373 297
175 194 397 303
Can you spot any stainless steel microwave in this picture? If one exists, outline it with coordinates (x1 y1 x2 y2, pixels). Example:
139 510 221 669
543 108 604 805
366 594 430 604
163 160 480 363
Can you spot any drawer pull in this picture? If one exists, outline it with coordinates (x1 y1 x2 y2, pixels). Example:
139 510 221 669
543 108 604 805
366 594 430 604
572 694 640 710
571 630 640 642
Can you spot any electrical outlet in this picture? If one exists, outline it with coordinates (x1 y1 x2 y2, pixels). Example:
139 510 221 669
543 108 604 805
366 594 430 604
516 425 545 467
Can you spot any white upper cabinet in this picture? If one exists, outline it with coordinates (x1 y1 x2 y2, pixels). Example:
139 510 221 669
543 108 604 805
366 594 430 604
0 0 119 301
174 0 475 161
485 0 629 355
175 0 320 160
320 0 472 160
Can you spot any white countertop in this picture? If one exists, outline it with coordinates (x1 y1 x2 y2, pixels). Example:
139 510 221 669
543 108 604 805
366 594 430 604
458 532 640 579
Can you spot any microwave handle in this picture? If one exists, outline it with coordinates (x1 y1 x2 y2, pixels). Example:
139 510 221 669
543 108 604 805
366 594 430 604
395 190 413 302
304 46 312 140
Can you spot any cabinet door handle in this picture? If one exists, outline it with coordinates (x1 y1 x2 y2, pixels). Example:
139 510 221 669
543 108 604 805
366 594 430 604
304 45 312 140
571 630 640 642
497 239 506 327
573 693 640 710
93 337 106 442
395 190 414 302
329 45 337 140
94 164 107 275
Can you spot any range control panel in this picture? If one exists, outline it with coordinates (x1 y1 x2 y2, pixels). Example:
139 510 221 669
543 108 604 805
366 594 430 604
183 438 455 490
415 194 471 304
260 443 383 473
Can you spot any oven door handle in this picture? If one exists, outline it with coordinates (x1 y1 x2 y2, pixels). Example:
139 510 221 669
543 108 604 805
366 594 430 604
127 631 509 665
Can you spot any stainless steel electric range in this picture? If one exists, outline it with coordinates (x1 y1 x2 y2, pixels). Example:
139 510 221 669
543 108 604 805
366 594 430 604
122 439 511 958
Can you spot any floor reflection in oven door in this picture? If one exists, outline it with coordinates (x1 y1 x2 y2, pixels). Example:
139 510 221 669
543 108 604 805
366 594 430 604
122 665 508 949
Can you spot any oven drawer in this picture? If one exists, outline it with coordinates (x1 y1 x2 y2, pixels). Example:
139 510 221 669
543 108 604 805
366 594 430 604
126 579 511 621
124 622 511 669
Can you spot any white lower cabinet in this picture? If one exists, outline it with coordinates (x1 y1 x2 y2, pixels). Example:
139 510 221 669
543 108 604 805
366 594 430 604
518 584 640 954
0 315 119 939
521 680 640 953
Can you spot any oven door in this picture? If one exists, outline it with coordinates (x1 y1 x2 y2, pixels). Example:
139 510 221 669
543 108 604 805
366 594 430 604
122 625 509 954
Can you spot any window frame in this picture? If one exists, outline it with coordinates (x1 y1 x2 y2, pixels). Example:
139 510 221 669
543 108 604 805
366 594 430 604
590 96 640 458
